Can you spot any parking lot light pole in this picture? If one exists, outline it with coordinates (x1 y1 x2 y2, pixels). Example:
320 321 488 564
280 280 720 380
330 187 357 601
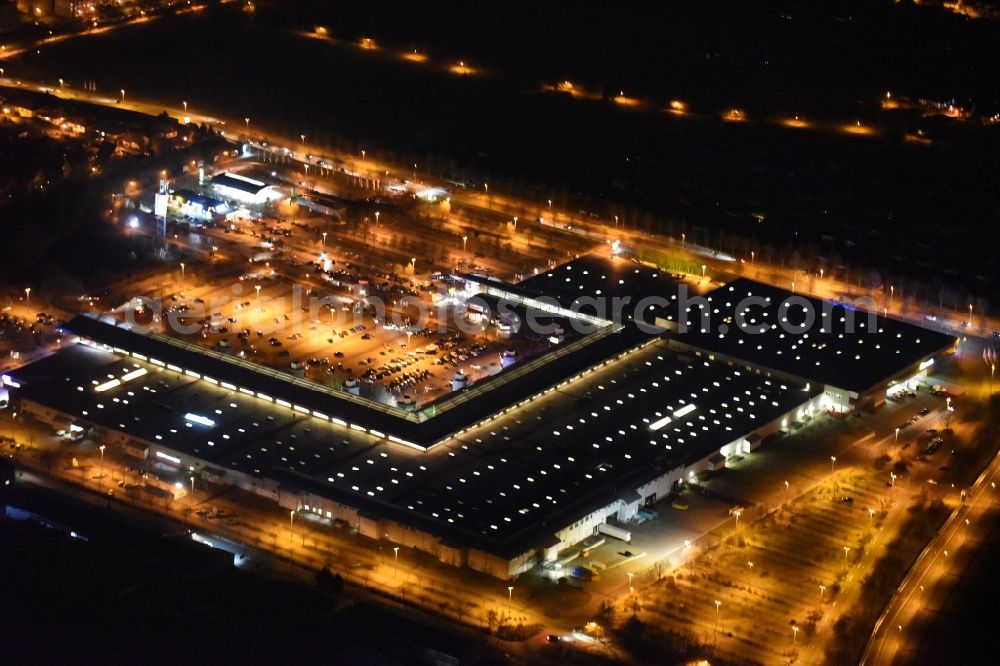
97 444 106 493
713 599 721 647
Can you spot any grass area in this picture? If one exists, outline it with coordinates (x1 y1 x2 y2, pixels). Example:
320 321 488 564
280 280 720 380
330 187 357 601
822 495 950 666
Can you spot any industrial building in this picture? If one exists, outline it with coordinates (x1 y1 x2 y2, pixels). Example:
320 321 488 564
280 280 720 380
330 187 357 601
1 257 957 579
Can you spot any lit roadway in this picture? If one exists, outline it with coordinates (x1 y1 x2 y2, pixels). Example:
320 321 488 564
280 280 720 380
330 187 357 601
861 440 1000 665
1 71 997 340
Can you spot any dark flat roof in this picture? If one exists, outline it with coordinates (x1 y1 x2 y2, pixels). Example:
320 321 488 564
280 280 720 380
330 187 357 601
462 254 686 324
62 313 652 449
11 340 817 559
210 173 271 195
673 279 957 393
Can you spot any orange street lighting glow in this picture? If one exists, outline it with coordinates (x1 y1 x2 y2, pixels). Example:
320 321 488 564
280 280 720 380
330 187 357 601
843 121 874 135
314 26 328 36
613 92 640 107
360 37 377 50
723 108 746 121
403 50 427 63
782 116 810 129
449 61 476 75
668 100 686 114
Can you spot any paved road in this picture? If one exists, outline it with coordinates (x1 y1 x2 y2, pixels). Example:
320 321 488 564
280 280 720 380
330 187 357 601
861 437 1000 665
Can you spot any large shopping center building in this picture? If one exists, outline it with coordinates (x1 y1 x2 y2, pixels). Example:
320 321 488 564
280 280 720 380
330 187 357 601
3 256 956 579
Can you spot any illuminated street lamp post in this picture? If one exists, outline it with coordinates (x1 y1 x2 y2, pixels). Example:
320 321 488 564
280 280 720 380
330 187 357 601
182 100 187 114
97 444 106 493
784 480 790 506
701 264 707 279
895 427 900 444
24 287 30 305
732 508 742 532
713 599 721 647
190 475 196 511
322 232 327 247
462 235 468 263
819 584 826 605
375 211 380 226
627 571 634 593
968 304 973 328
843 545 851 570
120 88 125 103
507 586 514 614
410 257 416 275
745 560 754 594
792 625 799 646
393 546 399 578
512 216 518 233
289 509 295 541
830 455 837 475
255 284 261 303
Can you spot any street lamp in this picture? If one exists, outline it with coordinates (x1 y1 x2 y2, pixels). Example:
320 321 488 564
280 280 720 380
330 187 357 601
97 444 106 493
462 235 468 261
255 284 261 302
968 303 974 328
819 584 826 605
190 475 196 510
410 257 416 274
393 546 399 578
784 480 789 505
322 232 327 247
895 426 900 443
120 88 125 103
830 455 837 475
512 216 518 233
627 571 634 593
701 264 707 279
182 100 187 113
375 211 380 226
714 599 721 647
843 545 851 569
746 560 754 593
24 287 30 305
792 625 799 645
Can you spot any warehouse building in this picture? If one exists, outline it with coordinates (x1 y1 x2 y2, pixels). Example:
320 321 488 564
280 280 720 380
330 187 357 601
1 260 954 579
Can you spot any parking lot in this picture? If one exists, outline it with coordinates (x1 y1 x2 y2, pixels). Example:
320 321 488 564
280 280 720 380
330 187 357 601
121 269 557 408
